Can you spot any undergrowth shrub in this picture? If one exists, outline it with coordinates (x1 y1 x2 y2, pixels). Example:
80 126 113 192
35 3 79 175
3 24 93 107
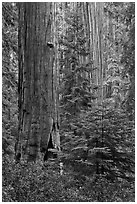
3 152 135 202
60 103 135 201
2 158 92 202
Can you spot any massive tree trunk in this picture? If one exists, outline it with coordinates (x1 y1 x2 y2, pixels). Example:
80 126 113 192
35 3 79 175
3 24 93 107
16 2 60 162
81 3 104 103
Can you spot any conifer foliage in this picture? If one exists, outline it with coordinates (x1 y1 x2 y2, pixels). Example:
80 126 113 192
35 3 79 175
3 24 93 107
2 2 134 202
59 10 92 116
59 3 134 185
2 3 18 156
61 101 134 183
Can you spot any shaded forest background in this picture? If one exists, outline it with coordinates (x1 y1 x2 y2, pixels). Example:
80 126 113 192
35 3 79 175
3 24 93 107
2 2 135 202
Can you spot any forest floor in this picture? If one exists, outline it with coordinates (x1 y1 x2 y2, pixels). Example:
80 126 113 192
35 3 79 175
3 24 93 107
2 156 135 202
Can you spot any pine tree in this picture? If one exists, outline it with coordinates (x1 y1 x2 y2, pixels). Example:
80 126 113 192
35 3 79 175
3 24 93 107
62 102 134 183
59 9 93 118
60 3 134 184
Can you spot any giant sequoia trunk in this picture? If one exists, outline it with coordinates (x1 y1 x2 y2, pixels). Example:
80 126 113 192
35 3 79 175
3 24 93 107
16 2 60 162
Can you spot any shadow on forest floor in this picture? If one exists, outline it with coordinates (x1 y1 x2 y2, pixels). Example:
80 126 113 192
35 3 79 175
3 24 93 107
2 156 135 202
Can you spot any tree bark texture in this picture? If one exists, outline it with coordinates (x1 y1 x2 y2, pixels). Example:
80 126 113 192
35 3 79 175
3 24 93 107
16 2 60 162
80 3 104 103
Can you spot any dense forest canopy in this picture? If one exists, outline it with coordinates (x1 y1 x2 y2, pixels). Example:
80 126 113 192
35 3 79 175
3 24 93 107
2 2 135 202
